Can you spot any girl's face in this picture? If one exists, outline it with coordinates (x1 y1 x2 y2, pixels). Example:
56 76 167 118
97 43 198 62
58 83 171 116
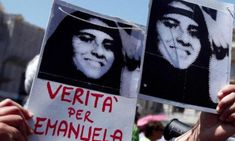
156 1 201 69
72 18 115 79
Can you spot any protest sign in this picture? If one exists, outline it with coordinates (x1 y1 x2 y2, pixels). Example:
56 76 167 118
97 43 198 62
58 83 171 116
26 0 144 140
139 0 234 113
28 80 136 140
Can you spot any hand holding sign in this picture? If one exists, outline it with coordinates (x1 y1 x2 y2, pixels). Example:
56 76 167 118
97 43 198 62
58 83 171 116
0 99 33 141
176 84 235 141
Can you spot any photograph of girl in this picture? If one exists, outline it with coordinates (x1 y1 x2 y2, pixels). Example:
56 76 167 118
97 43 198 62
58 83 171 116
38 3 143 96
139 0 233 111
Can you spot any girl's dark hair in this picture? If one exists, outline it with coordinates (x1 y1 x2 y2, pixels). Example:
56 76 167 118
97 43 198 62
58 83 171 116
146 0 211 68
39 9 124 94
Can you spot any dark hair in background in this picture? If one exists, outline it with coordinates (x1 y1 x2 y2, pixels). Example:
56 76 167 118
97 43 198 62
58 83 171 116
146 0 211 68
144 121 164 138
39 8 124 95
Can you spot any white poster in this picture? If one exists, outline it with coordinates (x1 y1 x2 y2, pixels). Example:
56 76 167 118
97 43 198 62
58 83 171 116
28 79 136 140
139 0 234 113
26 0 144 140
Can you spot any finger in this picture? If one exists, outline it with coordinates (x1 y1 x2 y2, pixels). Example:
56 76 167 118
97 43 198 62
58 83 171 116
0 99 33 119
0 115 28 139
0 106 27 118
217 92 235 113
226 113 235 123
0 99 23 107
0 115 32 138
0 122 26 141
217 85 235 100
0 106 33 135
219 102 235 121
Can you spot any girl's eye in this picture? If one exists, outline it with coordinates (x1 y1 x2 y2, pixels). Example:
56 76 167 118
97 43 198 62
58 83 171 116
163 20 177 28
161 17 179 29
103 39 114 50
77 34 94 43
188 25 199 38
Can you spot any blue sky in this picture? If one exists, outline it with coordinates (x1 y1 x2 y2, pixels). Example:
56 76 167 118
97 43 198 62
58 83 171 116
0 0 234 29
0 0 149 29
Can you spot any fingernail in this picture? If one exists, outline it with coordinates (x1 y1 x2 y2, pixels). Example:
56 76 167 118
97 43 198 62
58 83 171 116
28 111 34 117
216 105 221 113
216 106 220 113
218 91 223 97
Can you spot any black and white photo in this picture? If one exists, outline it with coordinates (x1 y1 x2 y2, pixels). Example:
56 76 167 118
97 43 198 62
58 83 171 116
139 0 233 111
38 3 143 96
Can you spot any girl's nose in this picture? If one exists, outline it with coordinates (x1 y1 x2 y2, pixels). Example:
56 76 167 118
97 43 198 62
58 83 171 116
91 43 105 58
176 29 191 47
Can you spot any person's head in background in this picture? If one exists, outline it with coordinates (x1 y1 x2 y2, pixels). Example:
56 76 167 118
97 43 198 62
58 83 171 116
148 0 211 69
144 121 164 141
40 9 123 81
